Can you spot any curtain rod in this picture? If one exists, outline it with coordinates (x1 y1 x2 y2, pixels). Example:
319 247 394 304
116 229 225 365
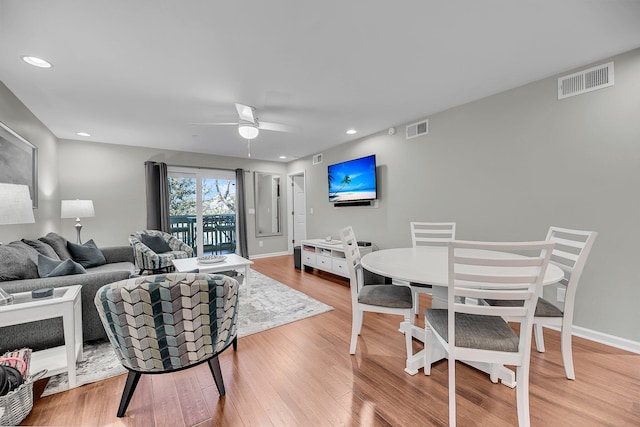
165 164 251 173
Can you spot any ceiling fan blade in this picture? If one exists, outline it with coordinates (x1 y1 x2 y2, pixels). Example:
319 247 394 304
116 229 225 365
191 122 238 126
258 121 294 132
235 103 256 123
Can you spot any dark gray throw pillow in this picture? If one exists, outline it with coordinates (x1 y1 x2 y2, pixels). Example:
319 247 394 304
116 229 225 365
38 254 87 277
39 232 73 260
0 241 39 280
141 234 172 253
22 238 60 260
67 239 107 268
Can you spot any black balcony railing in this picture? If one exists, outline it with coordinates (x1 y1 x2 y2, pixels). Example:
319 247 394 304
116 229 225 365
170 214 236 256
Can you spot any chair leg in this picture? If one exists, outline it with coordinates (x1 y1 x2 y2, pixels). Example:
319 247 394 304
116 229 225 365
423 325 433 375
208 356 226 396
516 365 531 427
349 308 363 355
232 336 238 351
534 323 545 352
560 324 575 380
117 371 142 417
449 356 456 427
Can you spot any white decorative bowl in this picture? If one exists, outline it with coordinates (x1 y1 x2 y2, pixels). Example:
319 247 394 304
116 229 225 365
197 255 227 264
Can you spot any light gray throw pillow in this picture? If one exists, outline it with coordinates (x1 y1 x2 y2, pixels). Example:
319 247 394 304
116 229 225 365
0 241 39 280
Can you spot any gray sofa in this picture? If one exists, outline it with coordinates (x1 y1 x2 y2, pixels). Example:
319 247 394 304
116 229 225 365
0 232 136 353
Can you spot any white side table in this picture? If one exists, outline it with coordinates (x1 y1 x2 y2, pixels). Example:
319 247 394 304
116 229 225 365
0 285 83 388
172 254 254 295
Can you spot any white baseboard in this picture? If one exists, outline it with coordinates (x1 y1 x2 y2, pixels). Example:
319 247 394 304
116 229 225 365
544 325 640 354
249 251 290 260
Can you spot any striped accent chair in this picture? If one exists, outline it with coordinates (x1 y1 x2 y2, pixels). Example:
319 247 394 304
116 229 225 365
129 230 194 274
94 273 239 417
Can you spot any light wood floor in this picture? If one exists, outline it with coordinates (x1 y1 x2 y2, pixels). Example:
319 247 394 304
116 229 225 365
23 255 640 426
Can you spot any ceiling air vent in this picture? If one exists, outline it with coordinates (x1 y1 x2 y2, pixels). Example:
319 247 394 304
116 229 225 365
558 61 614 100
406 119 429 140
312 153 323 165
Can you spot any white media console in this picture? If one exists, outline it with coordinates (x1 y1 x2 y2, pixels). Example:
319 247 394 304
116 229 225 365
300 239 373 278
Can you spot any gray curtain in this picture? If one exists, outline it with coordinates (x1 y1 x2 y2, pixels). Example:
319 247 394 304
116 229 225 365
235 168 249 258
145 161 170 232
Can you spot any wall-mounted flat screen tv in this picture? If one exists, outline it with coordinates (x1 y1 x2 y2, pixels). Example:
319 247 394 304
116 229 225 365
328 154 377 203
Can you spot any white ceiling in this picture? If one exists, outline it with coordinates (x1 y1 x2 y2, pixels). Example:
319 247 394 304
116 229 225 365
1 1 640 162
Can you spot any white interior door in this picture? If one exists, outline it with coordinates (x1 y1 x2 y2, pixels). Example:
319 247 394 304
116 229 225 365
292 174 306 247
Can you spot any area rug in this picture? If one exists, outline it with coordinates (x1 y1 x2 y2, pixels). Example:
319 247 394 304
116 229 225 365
41 270 333 396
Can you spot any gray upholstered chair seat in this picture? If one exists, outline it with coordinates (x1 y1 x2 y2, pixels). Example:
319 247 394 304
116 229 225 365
484 297 564 318
425 309 519 352
358 284 413 308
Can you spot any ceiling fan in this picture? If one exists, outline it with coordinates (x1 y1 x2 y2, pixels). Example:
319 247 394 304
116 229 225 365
194 103 293 140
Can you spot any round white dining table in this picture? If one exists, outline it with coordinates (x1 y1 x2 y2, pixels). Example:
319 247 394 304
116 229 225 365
361 246 564 288
360 246 565 387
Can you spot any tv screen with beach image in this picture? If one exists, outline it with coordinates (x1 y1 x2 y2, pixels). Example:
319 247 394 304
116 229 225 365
328 155 377 202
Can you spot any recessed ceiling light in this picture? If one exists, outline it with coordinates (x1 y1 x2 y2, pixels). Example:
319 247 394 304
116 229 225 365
346 129 357 135
76 132 91 137
21 56 52 68
279 156 287 159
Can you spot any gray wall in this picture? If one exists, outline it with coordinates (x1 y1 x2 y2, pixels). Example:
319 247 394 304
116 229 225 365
57 139 288 256
0 81 60 242
288 47 640 342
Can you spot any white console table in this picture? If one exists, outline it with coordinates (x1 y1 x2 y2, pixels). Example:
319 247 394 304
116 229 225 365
300 239 373 278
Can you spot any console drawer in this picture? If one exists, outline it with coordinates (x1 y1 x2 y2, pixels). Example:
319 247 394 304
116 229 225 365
332 258 348 276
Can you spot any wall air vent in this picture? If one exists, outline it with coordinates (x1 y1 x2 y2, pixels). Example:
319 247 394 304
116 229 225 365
558 61 614 100
312 153 323 165
406 119 429 140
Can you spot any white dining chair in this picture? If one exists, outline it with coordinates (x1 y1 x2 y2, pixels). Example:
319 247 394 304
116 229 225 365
423 240 554 427
409 222 456 313
485 226 597 379
339 226 414 355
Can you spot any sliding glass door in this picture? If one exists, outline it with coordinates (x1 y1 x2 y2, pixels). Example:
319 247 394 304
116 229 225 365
167 167 236 256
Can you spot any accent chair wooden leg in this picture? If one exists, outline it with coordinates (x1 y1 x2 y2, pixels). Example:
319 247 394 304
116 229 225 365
208 356 226 396
117 371 142 417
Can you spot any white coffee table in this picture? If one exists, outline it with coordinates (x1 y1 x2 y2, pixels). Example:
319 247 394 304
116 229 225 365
172 254 254 294
0 285 83 388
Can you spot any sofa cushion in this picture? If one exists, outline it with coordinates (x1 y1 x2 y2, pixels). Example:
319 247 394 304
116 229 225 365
22 238 60 260
0 241 39 280
141 233 172 253
67 239 107 268
39 232 73 260
38 254 87 277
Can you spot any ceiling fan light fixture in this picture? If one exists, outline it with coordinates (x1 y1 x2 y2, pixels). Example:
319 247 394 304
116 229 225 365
238 123 259 140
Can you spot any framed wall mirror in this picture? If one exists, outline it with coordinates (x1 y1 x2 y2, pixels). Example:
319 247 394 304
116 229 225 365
254 171 283 237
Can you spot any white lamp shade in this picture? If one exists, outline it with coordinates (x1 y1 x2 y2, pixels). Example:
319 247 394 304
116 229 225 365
0 183 35 225
61 199 95 219
238 124 259 140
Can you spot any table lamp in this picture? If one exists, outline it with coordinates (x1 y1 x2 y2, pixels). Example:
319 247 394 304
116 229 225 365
61 199 95 244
